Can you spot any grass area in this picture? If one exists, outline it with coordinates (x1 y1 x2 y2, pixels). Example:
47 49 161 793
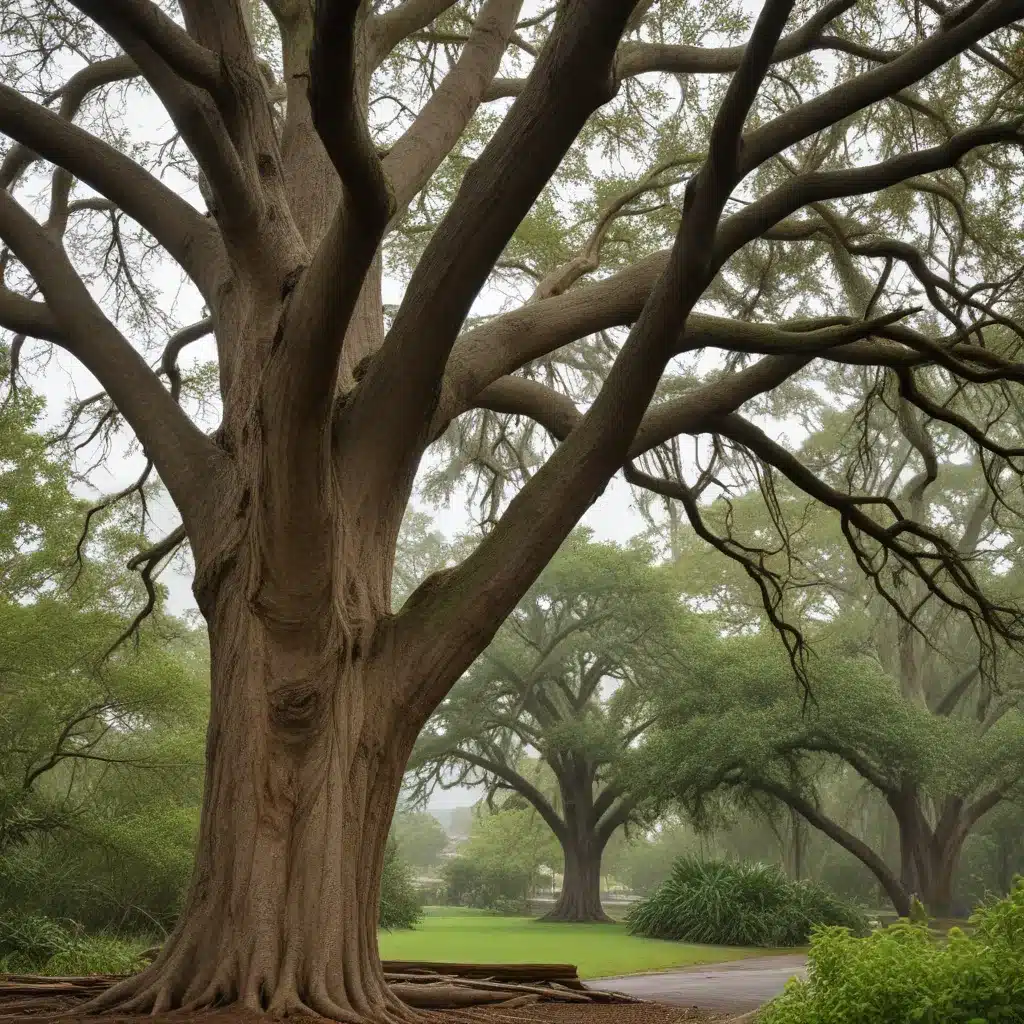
378 906 772 979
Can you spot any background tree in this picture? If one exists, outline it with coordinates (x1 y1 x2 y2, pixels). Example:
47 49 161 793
439 805 560 913
633 620 1024 916
3 0 1024 1017
0 367 208 934
409 532 687 921
628 366 1024 918
388 810 448 874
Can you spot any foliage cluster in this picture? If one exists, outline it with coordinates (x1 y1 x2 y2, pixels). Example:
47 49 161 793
379 839 423 931
760 880 1024 1024
439 807 559 913
0 912 147 975
627 857 867 948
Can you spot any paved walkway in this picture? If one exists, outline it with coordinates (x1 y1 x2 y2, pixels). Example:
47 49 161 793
586 954 807 1014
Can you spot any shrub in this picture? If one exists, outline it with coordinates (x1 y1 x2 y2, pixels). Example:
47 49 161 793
379 838 423 930
0 913 147 974
440 856 534 914
626 857 867 947
759 879 1024 1024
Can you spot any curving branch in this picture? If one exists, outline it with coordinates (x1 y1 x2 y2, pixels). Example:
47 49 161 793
371 0 462 60
342 0 645 523
106 524 189 655
485 0 894 100
0 189 222 530
716 120 1024 272
383 0 523 218
310 1 393 228
69 0 222 94
739 0 1024 175
397 0 802 711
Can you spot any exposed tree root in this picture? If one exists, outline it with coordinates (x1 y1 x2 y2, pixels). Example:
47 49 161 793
1 964 638 1021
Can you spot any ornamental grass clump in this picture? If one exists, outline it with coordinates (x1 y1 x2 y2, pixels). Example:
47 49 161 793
626 857 867 947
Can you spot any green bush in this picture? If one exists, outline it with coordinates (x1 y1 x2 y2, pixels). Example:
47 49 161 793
440 856 534 914
759 879 1024 1024
626 857 867 947
379 838 423 930
0 912 146 974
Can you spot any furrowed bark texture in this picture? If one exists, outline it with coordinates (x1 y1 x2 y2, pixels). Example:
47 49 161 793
88 569 419 1022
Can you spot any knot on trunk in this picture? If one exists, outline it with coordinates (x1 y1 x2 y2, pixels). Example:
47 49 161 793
269 680 328 737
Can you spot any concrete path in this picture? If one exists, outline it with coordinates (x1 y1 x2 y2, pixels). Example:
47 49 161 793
586 954 807 1014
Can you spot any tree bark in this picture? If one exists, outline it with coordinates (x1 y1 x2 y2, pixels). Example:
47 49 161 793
544 834 611 924
892 790 966 918
86 573 421 1023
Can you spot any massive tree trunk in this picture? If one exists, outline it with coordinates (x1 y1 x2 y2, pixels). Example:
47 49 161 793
544 832 611 924
87 556 425 1022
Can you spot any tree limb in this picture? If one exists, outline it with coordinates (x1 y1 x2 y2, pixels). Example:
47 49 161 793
69 0 222 93
0 189 222 531
0 83 223 297
397 0 799 711
383 0 522 217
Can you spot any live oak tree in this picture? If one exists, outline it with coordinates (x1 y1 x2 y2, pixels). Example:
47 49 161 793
3 0 1024 1018
637 427 1024 917
636 628 1024 917
408 532 679 922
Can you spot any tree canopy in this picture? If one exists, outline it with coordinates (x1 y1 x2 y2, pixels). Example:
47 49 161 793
409 531 691 919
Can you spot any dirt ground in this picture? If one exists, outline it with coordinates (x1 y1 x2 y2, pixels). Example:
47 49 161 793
0 999 727 1024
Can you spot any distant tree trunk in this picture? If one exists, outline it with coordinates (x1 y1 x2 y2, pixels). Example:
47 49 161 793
542 772 613 923
791 807 804 881
544 833 611 923
891 789 969 919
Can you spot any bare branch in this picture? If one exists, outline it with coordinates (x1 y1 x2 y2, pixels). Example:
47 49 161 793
0 84 223 297
107 525 189 655
69 0 222 93
0 189 222 529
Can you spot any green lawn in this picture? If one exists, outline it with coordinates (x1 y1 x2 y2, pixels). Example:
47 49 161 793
378 906 768 979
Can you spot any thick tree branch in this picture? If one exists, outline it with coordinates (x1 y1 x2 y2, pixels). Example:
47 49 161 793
596 795 638 845
0 84 223 297
934 666 981 716
383 0 522 217
397 0 799 711
310 1 392 227
70 0 222 93
0 190 222 531
341 0 644 517
371 0 461 58
485 0 893 100
0 289 62 343
0 56 139 193
63 7 261 250
752 777 909 913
